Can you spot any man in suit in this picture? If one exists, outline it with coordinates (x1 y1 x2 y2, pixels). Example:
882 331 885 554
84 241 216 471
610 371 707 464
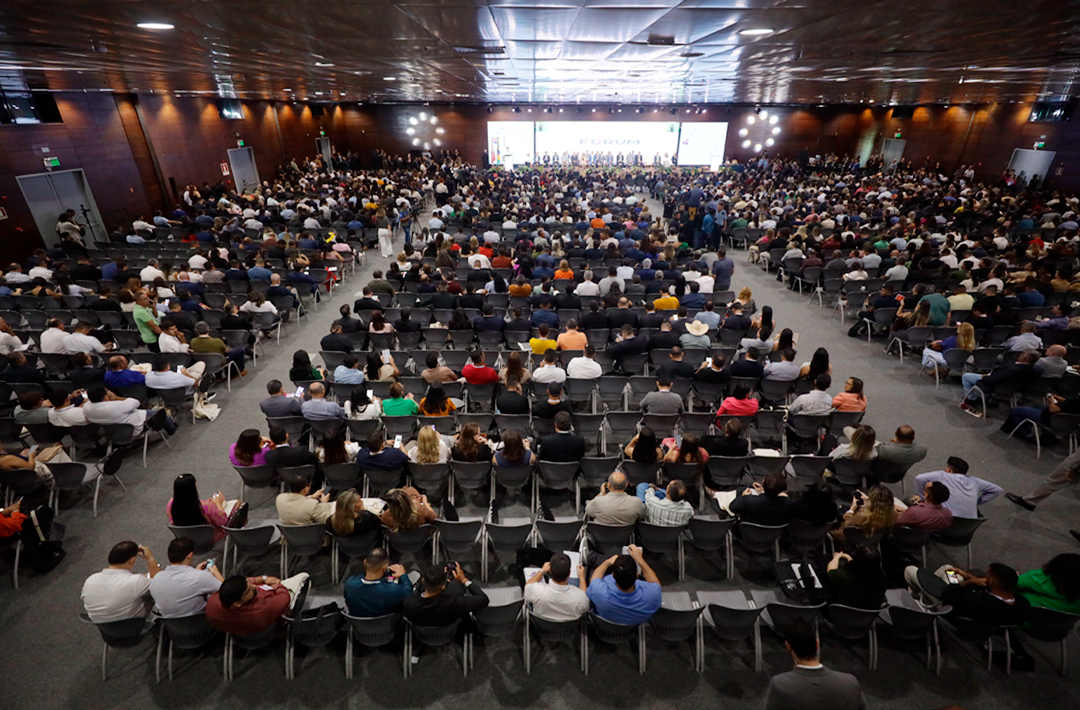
646 321 681 351
259 381 303 418
764 618 865 710
538 411 585 463
417 281 458 310
722 302 752 332
353 287 382 312
606 324 649 371
729 348 766 379
264 426 323 488
606 298 639 331
320 324 355 354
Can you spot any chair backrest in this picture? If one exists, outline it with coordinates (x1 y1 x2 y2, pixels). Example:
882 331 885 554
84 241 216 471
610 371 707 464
486 520 534 552
409 618 462 646
345 612 402 647
620 460 661 486
277 523 327 557
650 605 704 642
435 518 484 550
827 603 884 639
276 465 317 489
161 613 218 650
223 524 278 556
286 605 344 648
932 516 987 546
530 613 581 642
870 458 913 484
234 464 276 489
589 612 640 643
387 524 434 554
535 519 583 550
887 525 933 555
84 614 154 648
472 593 524 637
746 454 790 481
831 458 873 487
738 522 786 553
46 462 90 491
785 519 832 554
636 521 687 551
686 515 736 550
538 461 579 489
167 524 217 554
494 464 534 490
1021 607 1080 642
706 456 748 488
586 522 634 548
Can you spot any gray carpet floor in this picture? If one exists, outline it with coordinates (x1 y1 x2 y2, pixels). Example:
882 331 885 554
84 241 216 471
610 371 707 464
2 197 1077 710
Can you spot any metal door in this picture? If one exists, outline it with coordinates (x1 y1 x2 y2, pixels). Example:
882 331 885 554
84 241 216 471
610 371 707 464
881 138 906 168
15 169 107 246
1008 148 1056 188
227 147 260 193
316 137 332 164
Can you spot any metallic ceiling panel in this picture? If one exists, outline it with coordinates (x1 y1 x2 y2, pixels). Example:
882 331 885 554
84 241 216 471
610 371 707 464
0 0 1073 105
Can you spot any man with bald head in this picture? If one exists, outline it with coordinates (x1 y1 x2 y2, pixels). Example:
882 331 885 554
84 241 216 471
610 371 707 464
585 470 645 526
299 381 344 420
1035 344 1068 378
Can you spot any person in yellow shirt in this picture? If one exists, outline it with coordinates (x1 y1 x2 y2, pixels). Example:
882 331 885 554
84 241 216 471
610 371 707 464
556 320 588 351
530 324 557 354
652 292 679 311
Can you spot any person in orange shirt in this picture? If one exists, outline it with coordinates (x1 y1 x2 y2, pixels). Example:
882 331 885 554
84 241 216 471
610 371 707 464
590 216 606 230
508 275 532 297
832 377 867 412
554 260 575 281
652 292 679 311
556 320 588 351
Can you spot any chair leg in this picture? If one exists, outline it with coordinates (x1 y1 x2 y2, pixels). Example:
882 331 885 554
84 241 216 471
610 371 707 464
102 642 108 681
1005 629 1012 675
93 476 101 518
346 633 353 679
156 631 164 683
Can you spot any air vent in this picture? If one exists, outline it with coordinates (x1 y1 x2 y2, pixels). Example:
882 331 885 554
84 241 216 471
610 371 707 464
453 46 506 55
648 35 675 46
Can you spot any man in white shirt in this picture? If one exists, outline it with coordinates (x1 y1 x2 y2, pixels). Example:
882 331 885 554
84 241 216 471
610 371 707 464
428 213 445 230
575 271 600 296
140 259 165 283
62 322 112 355
149 537 225 618
158 322 190 353
39 320 68 354
523 553 590 623
81 541 161 623
28 263 54 280
48 391 89 427
82 383 176 436
144 355 205 395
303 215 322 230
566 345 603 379
187 251 209 271
532 352 567 385
132 216 155 233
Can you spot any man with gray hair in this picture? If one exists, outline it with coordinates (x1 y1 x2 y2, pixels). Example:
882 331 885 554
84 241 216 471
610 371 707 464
575 270 600 296
299 381 344 420
585 470 645 526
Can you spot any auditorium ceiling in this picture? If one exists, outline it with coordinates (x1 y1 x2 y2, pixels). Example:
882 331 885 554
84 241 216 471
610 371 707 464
0 0 1075 106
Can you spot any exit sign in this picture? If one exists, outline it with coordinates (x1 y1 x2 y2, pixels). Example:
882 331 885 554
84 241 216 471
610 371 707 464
320 130 325 136
1035 141 1046 149
43 156 60 168
894 131 902 138
237 139 245 147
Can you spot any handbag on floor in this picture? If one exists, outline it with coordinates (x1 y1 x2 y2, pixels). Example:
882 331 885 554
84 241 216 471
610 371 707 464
22 505 65 573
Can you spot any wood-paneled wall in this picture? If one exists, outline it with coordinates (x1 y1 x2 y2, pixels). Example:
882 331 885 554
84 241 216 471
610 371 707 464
1 94 1079 261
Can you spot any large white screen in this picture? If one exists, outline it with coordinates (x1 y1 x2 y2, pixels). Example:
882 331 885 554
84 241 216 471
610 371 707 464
677 122 729 166
535 121 679 161
487 121 535 166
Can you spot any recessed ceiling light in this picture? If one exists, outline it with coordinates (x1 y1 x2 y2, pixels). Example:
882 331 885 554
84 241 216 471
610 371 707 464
383 76 396 81
137 22 174 30
284 88 292 92
315 62 334 67
739 28 774 36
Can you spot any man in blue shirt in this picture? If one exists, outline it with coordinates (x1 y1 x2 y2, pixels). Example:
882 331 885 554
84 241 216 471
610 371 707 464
104 355 146 388
333 355 365 385
711 249 735 291
585 544 662 625
247 260 272 282
356 429 409 471
530 300 560 329
343 548 413 617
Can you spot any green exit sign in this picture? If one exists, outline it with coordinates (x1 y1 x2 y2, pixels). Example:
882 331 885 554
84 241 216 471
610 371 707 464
43 156 60 168
1035 141 1046 149
894 131 902 138
237 139 245 147
320 130 325 136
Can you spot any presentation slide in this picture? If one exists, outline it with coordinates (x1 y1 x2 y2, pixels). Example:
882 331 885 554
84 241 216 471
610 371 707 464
535 121 679 161
677 122 729 167
487 121 534 166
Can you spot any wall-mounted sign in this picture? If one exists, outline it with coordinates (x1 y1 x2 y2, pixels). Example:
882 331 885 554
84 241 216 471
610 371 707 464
236 139 245 147
0 207 8 220
43 157 60 168
221 162 230 176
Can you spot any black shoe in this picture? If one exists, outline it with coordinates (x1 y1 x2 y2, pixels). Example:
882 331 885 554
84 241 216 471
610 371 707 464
1070 530 1080 544
1006 493 1036 512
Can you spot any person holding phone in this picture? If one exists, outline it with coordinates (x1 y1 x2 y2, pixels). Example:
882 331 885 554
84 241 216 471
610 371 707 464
149 536 226 618
902 561 1030 627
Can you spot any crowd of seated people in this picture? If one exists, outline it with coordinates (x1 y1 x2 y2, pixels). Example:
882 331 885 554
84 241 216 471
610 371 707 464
64 149 1080 695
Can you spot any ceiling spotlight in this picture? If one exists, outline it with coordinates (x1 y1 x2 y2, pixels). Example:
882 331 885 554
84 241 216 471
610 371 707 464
423 142 431 150
771 126 781 135
740 28 774 36
406 128 415 135
746 115 755 124
769 114 778 125
383 76 396 81
559 108 564 112
315 62 334 67
433 138 441 146
412 138 420 146
136 22 174 30
409 117 418 125
653 108 658 113
685 108 691 113
741 139 751 149
419 111 428 120
435 127 445 134
527 108 532 112
701 108 707 114
284 88 292 92
760 110 769 119
765 138 775 147
738 128 749 137
430 116 437 123
754 143 762 152
592 108 596 112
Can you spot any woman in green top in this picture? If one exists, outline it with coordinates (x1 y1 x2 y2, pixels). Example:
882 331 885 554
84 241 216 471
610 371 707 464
381 381 419 416
288 350 323 382
1018 553 1080 614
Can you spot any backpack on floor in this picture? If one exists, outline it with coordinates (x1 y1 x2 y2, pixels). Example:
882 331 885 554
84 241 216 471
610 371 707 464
21 505 65 573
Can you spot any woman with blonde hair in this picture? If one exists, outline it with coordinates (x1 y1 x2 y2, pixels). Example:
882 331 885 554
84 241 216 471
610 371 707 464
378 487 436 532
407 425 450 464
921 322 976 370
829 424 878 461
729 287 756 315
326 488 381 537
839 485 897 540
